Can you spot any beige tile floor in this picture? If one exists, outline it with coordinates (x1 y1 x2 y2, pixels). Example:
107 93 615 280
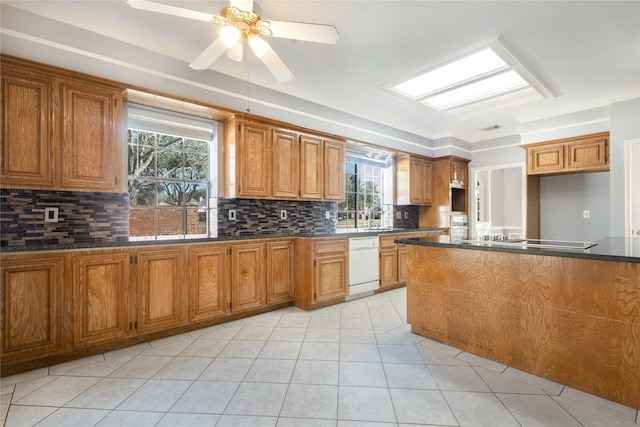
2 287 639 427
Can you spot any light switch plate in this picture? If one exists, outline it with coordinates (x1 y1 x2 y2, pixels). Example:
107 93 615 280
583 210 590 219
280 210 287 220
229 209 236 221
325 211 331 220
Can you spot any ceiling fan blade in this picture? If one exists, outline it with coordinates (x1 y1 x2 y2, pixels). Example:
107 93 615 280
189 38 228 70
127 0 218 22
259 46 294 83
267 20 339 44
230 0 253 13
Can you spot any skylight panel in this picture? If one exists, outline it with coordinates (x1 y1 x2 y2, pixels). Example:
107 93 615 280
421 70 529 111
387 37 553 113
391 49 508 99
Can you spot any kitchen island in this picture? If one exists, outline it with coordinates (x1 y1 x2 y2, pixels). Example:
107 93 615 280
396 235 640 409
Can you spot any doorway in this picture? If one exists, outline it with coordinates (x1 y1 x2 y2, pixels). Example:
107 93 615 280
625 139 640 240
470 163 526 239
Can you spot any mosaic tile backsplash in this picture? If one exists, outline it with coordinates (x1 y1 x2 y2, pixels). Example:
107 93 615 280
1 188 421 247
1 189 129 247
216 199 338 237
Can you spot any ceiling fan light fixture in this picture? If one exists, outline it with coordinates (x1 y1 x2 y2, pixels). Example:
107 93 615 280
249 35 269 58
220 25 241 47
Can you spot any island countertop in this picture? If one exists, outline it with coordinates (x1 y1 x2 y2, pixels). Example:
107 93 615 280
395 235 640 264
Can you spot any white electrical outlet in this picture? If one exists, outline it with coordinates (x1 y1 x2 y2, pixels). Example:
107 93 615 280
325 211 331 220
44 207 59 223
396 211 401 219
280 210 287 220
404 212 408 219
229 209 236 221
583 210 590 219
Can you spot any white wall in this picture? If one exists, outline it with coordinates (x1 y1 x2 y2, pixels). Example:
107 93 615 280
610 99 640 236
540 173 611 241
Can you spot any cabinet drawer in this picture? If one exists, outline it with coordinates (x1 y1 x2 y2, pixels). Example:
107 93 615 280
379 235 398 248
316 239 348 254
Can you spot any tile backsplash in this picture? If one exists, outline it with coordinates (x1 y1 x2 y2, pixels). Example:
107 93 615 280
1 188 420 248
216 199 338 237
0 189 129 247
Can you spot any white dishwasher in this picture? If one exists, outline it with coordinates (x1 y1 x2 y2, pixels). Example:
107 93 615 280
348 236 379 300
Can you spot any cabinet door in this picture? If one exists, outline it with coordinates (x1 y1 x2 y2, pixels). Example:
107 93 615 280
299 134 323 199
266 240 295 305
527 144 565 174
137 248 185 334
323 139 345 201
409 158 424 204
272 129 299 198
315 253 347 302
567 138 608 170
231 242 265 312
1 68 55 188
421 161 433 204
189 245 228 322
237 122 270 197
1 256 65 360
61 79 123 192
379 248 398 289
398 245 408 283
72 253 130 346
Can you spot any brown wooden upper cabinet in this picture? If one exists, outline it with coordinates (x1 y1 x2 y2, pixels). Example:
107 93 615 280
224 117 345 201
396 155 433 205
450 158 468 186
1 56 124 192
524 132 610 175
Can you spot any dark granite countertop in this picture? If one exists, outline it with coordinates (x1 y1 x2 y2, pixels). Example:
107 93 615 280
395 235 640 264
1 228 448 253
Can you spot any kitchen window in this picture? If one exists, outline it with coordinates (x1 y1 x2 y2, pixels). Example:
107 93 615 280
127 105 218 240
337 151 393 231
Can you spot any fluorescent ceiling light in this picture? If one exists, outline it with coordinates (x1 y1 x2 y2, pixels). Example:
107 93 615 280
421 70 529 110
388 38 553 113
391 49 508 98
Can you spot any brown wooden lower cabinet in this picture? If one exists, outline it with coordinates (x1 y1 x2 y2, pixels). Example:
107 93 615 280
266 240 295 305
72 252 130 346
230 242 265 313
1 254 67 365
188 244 228 322
136 247 186 334
295 238 348 310
379 232 439 291
0 238 296 376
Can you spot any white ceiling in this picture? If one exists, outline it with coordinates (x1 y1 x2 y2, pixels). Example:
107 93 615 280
2 1 639 150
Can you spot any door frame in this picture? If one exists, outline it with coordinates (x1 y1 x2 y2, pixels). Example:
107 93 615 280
624 138 640 239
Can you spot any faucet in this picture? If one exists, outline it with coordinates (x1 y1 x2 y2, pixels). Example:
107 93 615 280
367 204 382 229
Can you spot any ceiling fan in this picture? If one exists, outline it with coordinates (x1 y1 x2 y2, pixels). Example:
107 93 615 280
127 0 339 82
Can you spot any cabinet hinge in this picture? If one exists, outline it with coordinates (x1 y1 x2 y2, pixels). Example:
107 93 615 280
129 322 133 330
238 124 241 131
298 190 301 196
114 176 118 185
134 321 138 329
130 255 138 264
228 302 232 309
228 248 232 255
237 186 241 193
313 292 317 300
313 259 316 267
